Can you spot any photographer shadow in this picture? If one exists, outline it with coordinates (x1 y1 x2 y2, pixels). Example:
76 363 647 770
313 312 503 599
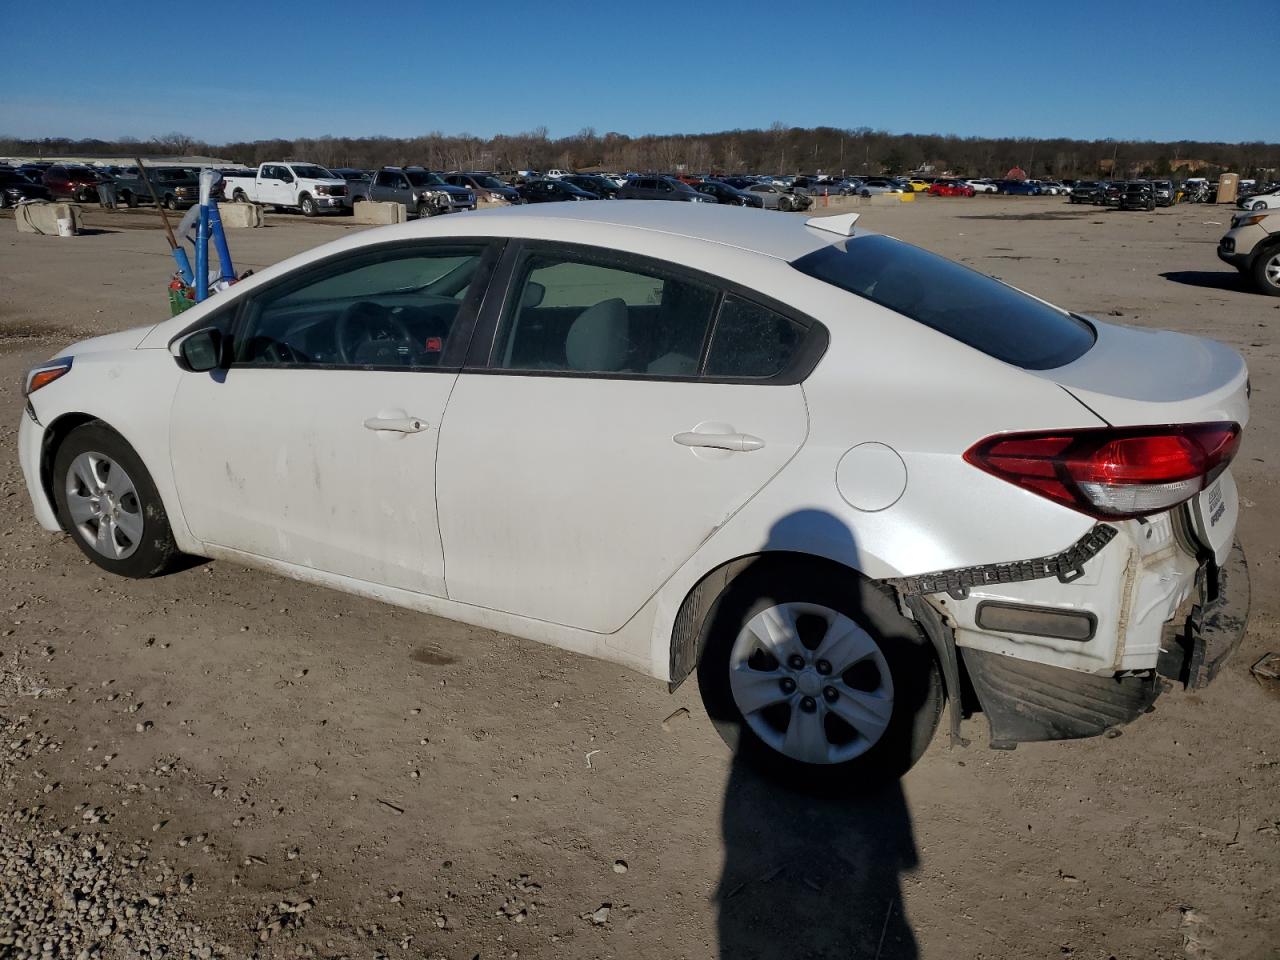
711 509 922 959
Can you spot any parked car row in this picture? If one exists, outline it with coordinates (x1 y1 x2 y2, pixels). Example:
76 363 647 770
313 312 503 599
1067 179 1174 209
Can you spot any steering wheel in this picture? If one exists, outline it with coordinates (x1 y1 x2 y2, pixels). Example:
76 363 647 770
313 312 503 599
334 301 416 365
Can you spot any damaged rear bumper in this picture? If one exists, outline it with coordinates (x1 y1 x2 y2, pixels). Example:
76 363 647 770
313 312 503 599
959 539 1249 747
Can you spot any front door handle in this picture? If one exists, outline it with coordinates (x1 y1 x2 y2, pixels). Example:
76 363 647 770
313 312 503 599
363 416 427 434
673 431 765 452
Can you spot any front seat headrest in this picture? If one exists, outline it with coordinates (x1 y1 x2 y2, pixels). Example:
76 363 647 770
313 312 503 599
566 298 630 372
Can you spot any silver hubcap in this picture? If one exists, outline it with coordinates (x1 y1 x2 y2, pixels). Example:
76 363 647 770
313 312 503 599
65 452 143 560
1265 253 1280 288
729 602 894 765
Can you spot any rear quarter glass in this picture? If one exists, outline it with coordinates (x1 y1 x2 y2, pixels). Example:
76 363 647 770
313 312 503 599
791 236 1095 370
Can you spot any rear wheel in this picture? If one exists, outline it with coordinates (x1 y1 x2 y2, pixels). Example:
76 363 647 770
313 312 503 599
1253 246 1280 297
695 561 943 787
52 422 184 578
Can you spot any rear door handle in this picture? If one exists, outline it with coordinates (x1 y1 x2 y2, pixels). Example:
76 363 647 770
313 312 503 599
673 431 765 452
363 416 428 434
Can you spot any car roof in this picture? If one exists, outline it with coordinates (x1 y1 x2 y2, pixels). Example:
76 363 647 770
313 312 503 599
400 201 853 261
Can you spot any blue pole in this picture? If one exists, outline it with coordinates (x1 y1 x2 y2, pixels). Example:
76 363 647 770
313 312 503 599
172 247 194 286
207 199 236 283
194 201 209 302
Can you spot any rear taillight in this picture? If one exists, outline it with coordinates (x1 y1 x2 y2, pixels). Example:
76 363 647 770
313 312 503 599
964 423 1241 520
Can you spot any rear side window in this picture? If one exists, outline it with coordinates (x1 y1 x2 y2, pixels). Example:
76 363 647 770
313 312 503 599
791 236 1095 370
495 251 718 377
705 295 806 379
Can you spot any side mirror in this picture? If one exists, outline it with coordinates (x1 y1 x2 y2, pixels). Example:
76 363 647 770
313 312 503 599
173 328 225 372
520 281 546 309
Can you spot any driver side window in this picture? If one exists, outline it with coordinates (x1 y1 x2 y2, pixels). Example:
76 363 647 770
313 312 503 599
235 244 489 369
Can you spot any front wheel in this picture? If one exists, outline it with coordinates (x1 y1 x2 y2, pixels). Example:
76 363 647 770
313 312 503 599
777 195 793 212
52 422 184 578
300 195 317 217
1253 247 1280 297
695 561 943 787
163 194 179 211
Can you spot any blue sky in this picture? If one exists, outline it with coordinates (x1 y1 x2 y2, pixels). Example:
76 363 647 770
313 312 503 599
1 0 1273 145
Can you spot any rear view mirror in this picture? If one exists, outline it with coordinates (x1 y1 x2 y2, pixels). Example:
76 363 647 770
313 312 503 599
175 328 224 372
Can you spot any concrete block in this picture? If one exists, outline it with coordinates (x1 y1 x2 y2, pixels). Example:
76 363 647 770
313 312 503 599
218 202 264 228
15 201 84 236
351 201 407 225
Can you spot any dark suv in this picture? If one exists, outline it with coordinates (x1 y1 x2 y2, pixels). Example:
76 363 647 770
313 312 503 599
113 167 202 209
616 176 715 203
1118 181 1156 211
1068 181 1099 203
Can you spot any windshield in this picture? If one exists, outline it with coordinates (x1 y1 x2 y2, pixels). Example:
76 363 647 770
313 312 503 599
791 235 1095 370
154 169 190 183
406 171 446 186
474 176 506 189
289 165 336 179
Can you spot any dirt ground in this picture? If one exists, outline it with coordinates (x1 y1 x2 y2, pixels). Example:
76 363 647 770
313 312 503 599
1 197 1277 960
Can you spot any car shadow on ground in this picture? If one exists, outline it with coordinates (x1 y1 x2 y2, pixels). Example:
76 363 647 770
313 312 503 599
709 510 922 959
1160 270 1252 292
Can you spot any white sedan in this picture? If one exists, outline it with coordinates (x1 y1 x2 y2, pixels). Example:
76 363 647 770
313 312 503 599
18 203 1250 784
1240 188 1280 211
965 179 998 193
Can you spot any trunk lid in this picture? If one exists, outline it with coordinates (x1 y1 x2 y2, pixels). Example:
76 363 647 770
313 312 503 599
1040 318 1249 429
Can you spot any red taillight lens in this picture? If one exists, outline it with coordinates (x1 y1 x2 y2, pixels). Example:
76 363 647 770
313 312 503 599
964 423 1241 520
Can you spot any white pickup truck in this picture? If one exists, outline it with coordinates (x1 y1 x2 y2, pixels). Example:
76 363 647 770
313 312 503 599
222 162 348 216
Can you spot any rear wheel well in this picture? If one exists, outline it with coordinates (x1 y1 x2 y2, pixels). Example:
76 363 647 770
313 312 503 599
668 552 898 692
39 413 102 526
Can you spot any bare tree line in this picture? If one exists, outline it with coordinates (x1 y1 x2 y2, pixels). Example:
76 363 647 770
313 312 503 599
3 126 1277 179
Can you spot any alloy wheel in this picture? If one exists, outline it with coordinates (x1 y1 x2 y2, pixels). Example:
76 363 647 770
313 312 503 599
64 451 143 560
728 602 894 765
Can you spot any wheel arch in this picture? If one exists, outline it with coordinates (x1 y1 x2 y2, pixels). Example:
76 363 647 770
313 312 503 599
38 410 195 553
38 411 101 525
666 549 963 742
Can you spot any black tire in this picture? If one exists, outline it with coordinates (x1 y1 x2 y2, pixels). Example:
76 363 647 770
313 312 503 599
300 194 316 217
122 191 138 208
1252 245 1280 297
695 559 944 788
860 189 871 198
233 189 248 203
52 422 184 579
163 194 179 211
778 195 793 212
